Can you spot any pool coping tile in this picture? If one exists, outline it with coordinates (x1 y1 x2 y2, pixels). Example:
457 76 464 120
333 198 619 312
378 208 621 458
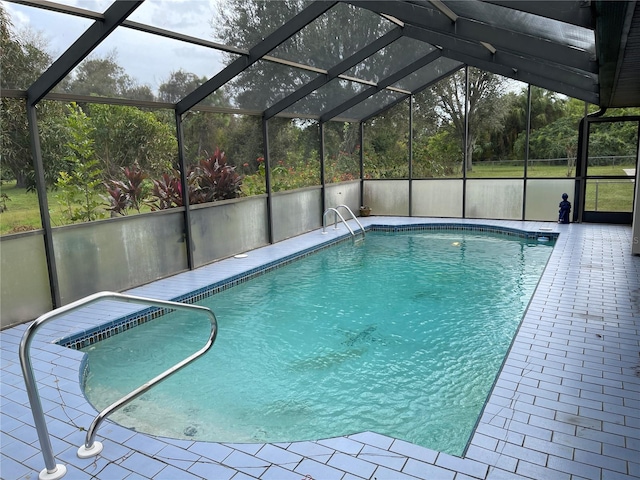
2 218 638 480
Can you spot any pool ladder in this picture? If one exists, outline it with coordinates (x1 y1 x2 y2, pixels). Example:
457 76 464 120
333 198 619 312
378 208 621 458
322 204 366 239
19 291 218 480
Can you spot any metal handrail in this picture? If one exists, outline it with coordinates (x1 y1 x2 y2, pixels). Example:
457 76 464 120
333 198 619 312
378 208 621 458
19 291 218 480
322 207 354 235
334 204 365 237
322 205 365 238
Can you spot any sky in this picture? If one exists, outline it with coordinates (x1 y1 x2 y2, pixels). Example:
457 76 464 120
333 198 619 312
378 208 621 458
2 0 229 92
3 0 536 102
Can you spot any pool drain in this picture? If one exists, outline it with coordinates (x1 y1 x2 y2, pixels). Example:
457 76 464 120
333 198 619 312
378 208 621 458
184 425 198 437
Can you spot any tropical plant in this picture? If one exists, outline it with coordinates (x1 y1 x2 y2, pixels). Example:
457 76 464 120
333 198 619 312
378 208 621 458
104 183 128 215
190 148 242 202
104 165 148 215
148 171 185 210
148 148 243 209
55 103 105 223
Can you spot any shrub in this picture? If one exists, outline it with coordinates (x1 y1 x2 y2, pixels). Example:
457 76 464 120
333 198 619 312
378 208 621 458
148 171 185 210
190 148 242 202
104 165 148 215
55 103 105 223
147 148 243 210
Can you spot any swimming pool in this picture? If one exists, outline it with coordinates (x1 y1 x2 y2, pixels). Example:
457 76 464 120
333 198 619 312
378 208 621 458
80 228 553 456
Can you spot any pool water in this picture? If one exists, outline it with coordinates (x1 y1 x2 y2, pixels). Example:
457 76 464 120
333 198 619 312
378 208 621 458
81 230 553 455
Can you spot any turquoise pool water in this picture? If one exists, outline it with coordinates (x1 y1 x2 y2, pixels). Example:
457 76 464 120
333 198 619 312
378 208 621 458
82 230 553 455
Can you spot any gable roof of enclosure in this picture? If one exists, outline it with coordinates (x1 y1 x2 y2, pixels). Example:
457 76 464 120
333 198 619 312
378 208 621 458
11 0 640 120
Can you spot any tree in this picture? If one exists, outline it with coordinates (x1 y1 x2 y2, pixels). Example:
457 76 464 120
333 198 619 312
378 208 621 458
268 117 320 190
522 117 579 161
215 0 394 111
529 87 567 130
182 111 232 164
324 121 360 182
158 69 206 103
0 5 23 89
364 101 410 178
0 5 68 189
431 68 509 171
476 87 571 163
55 103 105 223
412 88 441 139
63 51 154 100
0 5 51 89
224 114 264 171
412 87 461 177
483 91 520 161
158 69 233 164
513 100 639 176
511 97 583 175
415 130 462 177
0 98 29 185
86 103 178 180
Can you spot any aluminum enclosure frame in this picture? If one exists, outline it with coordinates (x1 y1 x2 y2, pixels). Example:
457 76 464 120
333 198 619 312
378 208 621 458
3 0 639 312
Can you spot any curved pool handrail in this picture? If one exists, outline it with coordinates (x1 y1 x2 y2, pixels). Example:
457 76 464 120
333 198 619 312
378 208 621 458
322 207 355 236
19 291 218 480
333 204 365 237
322 205 364 237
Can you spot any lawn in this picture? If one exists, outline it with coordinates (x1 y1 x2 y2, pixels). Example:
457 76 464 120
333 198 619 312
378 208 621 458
1 161 635 235
466 163 634 178
1 182 47 234
466 163 635 212
585 179 635 211
0 182 87 234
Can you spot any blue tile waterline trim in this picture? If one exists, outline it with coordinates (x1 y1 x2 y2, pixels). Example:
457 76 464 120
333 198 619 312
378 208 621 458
369 222 559 240
57 223 558 351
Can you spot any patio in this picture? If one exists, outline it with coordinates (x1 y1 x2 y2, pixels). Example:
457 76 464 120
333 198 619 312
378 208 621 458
1 218 638 480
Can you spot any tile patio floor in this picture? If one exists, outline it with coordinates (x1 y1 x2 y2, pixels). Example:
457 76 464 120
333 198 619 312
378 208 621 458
1 218 639 479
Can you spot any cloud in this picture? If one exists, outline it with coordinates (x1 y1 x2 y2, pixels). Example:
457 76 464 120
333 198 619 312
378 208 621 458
130 0 217 39
89 22 227 90
3 0 228 91
2 1 93 59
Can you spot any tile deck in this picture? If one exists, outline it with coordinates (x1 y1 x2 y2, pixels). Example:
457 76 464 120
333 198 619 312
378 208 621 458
1 217 639 479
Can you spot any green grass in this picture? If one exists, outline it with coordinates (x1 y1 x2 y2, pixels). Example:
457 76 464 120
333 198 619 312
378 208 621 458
469 163 576 178
585 179 635 212
1 162 635 235
0 181 115 235
0 182 46 234
467 163 635 178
